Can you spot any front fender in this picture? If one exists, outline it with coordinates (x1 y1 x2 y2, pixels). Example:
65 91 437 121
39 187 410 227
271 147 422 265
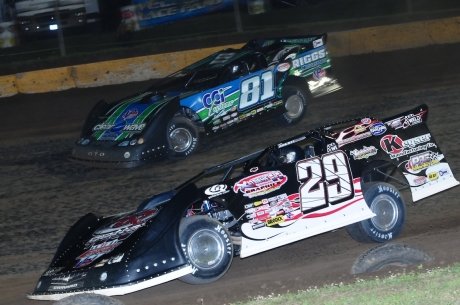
140 97 181 152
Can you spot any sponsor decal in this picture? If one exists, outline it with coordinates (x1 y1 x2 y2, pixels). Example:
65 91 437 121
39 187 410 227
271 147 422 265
257 107 264 113
337 132 372 147
385 109 427 130
277 62 291 72
333 119 378 147
213 119 221 125
378 185 400 198
43 267 64 276
252 223 266 230
292 48 327 69
245 193 299 228
312 67 326 80
95 259 108 267
266 215 284 226
380 134 435 159
234 171 288 198
353 125 366 133
122 109 139 120
428 172 439 181
93 123 146 133
278 136 307 148
327 143 338 152
51 272 87 285
251 110 257 116
74 208 160 268
231 112 238 117
370 122 387 136
281 37 316 44
202 86 233 116
223 115 230 121
88 151 105 157
439 168 449 176
49 283 82 291
98 134 118 141
250 167 259 173
350 146 378 160
239 114 246 120
313 38 323 48
405 151 439 172
413 176 426 186
370 228 393 240
204 184 230 198
108 253 124 264
49 272 87 291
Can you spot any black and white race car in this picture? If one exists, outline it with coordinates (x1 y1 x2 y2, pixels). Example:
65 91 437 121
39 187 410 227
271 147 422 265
29 104 458 301
69 35 341 168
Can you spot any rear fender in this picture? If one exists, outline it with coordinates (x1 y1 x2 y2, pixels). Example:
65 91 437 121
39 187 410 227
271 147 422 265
354 104 459 202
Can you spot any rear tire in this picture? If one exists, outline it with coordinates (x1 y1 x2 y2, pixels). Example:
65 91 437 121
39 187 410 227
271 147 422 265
168 116 200 157
179 216 233 285
274 85 308 125
347 182 406 243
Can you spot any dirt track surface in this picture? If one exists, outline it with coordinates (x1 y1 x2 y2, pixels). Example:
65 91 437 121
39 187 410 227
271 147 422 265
1 43 460 305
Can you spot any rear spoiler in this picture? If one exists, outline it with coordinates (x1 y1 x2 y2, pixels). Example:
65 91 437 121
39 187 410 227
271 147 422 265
242 34 328 51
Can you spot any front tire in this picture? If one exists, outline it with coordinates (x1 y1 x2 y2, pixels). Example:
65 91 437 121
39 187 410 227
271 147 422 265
347 182 406 243
179 216 233 285
275 85 308 125
168 116 200 157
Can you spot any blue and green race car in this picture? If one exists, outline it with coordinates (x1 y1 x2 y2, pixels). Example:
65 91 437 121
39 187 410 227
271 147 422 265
69 34 341 168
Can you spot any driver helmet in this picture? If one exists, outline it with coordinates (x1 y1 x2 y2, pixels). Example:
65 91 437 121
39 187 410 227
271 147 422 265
278 145 305 164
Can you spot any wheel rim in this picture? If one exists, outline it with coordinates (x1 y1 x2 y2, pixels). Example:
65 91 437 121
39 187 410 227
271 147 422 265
170 128 192 153
187 229 225 269
285 94 304 119
370 194 399 232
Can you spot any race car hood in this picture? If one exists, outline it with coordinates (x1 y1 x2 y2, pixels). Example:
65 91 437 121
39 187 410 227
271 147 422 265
28 184 200 300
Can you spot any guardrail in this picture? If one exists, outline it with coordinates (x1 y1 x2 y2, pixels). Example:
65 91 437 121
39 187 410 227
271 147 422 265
1 16 459 98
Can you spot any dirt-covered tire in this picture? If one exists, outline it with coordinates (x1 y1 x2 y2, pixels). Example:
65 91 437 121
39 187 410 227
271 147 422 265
274 85 308 125
347 182 406 243
350 243 433 274
53 293 125 305
179 216 233 285
168 116 200 157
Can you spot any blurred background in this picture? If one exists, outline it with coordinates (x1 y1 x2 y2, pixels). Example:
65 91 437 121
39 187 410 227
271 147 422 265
0 0 459 76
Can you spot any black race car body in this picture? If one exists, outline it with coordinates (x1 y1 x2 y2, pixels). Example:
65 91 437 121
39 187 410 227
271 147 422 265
69 35 341 168
29 104 459 300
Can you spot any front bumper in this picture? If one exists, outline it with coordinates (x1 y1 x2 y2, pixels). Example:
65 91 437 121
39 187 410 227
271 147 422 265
27 265 192 300
68 140 171 168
